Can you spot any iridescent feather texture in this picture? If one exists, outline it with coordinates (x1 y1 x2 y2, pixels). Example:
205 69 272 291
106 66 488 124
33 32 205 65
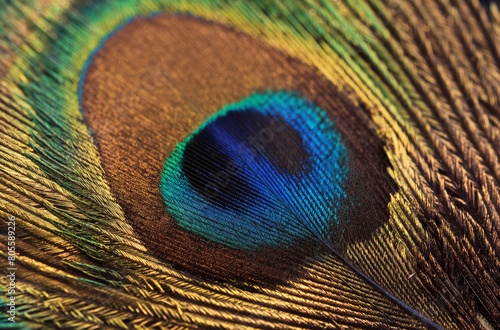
0 0 499 329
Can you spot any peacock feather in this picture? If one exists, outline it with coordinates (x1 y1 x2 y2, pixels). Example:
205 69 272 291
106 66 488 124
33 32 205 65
0 0 499 329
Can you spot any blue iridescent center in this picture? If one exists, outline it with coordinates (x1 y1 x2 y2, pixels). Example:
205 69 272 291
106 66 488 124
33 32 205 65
160 91 348 250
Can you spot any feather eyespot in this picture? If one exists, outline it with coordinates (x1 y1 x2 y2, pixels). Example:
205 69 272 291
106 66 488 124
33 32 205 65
80 14 394 282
